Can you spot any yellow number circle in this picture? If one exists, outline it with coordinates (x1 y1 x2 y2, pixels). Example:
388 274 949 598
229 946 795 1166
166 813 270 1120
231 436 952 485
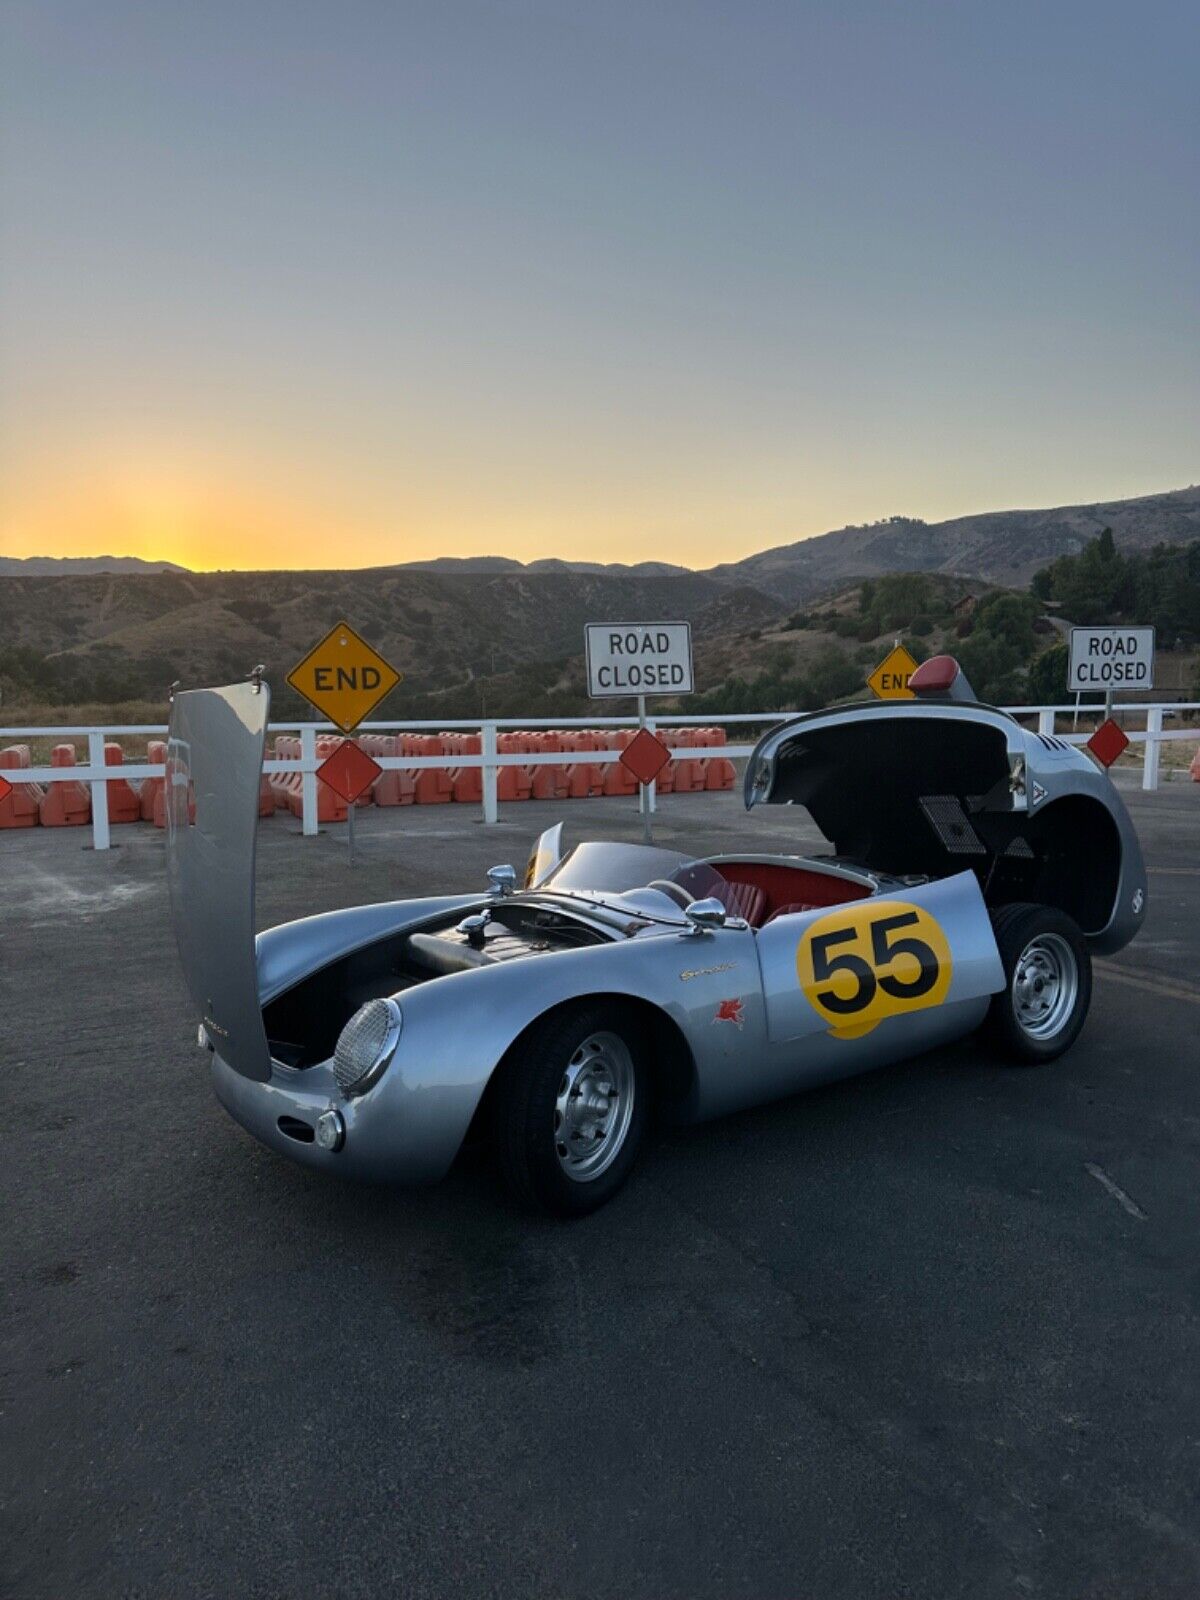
796 899 953 1040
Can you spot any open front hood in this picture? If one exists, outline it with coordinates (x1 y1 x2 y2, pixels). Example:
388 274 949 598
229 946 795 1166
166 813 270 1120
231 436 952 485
744 702 1025 876
166 681 273 1082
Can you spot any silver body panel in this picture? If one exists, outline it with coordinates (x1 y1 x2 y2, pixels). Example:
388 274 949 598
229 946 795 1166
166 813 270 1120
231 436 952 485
167 684 1144 1188
743 700 1147 954
166 682 273 1081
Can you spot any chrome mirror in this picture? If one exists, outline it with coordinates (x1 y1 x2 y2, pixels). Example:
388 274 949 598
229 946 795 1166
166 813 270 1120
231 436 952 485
683 897 727 936
487 864 517 898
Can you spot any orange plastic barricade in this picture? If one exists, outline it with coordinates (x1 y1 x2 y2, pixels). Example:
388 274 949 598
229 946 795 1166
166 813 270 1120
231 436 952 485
496 733 532 802
314 738 351 822
362 735 414 806
269 736 348 822
0 745 43 828
38 744 91 828
450 734 482 804
141 739 167 826
701 726 736 791
665 730 705 793
603 730 639 796
99 742 141 824
405 736 452 804
1191 745 1200 782
529 733 569 800
269 736 300 813
564 732 606 799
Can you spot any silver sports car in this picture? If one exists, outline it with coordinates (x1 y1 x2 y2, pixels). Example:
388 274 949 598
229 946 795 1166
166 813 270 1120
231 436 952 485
168 659 1146 1215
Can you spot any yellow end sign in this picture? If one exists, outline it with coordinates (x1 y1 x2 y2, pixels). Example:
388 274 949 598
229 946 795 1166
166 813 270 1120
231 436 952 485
797 900 952 1040
867 643 919 700
286 620 402 733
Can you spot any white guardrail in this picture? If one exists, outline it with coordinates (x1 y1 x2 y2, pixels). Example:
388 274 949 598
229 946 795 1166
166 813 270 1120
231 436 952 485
1 703 1197 850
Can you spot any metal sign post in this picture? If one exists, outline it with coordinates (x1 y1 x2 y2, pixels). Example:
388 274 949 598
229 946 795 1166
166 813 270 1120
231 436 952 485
637 695 651 845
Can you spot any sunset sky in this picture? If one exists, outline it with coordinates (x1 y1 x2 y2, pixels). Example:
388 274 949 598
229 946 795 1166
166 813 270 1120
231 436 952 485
2 0 1197 572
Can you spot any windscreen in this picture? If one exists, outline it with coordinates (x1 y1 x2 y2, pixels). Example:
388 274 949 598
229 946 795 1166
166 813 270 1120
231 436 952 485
535 841 725 903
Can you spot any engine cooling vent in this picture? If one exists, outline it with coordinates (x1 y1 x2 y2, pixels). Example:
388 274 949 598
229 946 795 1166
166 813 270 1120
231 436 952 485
1004 836 1035 859
919 795 987 856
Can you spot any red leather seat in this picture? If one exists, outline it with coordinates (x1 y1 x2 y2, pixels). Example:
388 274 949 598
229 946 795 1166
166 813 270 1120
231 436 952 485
713 879 767 927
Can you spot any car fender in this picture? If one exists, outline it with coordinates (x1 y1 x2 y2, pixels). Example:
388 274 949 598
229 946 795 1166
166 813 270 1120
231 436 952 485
332 924 764 1182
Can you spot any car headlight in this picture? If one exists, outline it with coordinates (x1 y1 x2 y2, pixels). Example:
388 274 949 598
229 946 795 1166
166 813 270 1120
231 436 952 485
332 998 403 1097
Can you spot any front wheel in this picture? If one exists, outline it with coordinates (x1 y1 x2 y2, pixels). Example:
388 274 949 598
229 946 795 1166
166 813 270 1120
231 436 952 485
492 1004 647 1216
984 904 1092 1064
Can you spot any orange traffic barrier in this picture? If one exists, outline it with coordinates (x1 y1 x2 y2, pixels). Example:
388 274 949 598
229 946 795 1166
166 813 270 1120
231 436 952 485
140 740 167 825
602 731 639 796
402 735 451 804
563 731 605 798
697 726 736 791
101 742 141 824
449 734 483 804
496 733 532 801
314 737 351 822
0 745 43 828
529 733 569 800
269 736 300 813
361 734 415 806
39 744 91 828
267 736 346 822
1190 745 1200 782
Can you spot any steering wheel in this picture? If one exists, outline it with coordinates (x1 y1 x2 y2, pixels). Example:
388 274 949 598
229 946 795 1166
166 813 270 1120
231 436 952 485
647 878 694 911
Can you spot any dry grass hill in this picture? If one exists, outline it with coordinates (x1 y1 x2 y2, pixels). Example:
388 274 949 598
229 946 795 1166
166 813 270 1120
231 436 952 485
2 483 1196 718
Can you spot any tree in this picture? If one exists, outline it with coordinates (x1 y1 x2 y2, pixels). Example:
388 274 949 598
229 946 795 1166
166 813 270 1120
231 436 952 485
1027 642 1068 704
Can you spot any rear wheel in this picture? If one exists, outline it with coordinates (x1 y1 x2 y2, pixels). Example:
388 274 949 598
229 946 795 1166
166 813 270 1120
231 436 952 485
493 1004 647 1216
984 904 1092 1064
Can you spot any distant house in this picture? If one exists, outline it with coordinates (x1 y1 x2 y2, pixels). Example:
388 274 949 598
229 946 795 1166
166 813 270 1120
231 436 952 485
952 594 977 617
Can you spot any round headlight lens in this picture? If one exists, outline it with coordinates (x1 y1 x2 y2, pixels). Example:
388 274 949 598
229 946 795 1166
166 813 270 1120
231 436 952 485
332 997 403 1097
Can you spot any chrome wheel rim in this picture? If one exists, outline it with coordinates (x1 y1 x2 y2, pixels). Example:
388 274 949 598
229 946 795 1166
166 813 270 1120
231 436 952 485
553 1031 635 1183
1012 933 1078 1041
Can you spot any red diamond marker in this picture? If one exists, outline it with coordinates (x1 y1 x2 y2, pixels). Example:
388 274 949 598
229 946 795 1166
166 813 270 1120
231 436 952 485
0 773 12 804
619 728 671 787
1086 718 1129 769
316 739 382 804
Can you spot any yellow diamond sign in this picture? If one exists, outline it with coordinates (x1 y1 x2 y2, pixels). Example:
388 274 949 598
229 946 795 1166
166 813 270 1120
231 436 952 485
286 620 402 733
867 643 919 700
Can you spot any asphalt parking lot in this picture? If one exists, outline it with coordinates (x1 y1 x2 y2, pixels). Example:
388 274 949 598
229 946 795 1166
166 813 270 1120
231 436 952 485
3 783 1199 1599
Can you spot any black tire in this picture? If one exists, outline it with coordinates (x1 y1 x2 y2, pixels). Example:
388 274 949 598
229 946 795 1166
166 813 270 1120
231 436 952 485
984 903 1092 1064
492 1002 648 1217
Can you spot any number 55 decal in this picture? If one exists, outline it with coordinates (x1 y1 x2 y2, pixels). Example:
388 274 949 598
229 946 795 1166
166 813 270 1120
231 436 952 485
796 901 952 1039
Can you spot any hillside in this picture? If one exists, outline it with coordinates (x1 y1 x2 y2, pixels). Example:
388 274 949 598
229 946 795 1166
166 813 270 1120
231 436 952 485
0 554 191 576
0 566 767 712
706 485 1200 601
3 484 1198 717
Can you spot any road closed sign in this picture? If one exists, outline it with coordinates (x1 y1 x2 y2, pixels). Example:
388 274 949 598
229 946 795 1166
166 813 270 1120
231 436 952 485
1068 627 1155 693
585 622 693 698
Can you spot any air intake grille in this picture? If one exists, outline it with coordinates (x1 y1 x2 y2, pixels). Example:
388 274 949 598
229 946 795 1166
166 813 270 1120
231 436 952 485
919 795 987 856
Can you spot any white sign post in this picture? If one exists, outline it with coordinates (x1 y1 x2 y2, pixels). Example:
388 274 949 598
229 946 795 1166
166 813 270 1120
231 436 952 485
585 622 694 842
1068 626 1155 722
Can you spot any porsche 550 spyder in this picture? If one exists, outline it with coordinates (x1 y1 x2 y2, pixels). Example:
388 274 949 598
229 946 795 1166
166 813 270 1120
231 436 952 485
168 658 1146 1216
